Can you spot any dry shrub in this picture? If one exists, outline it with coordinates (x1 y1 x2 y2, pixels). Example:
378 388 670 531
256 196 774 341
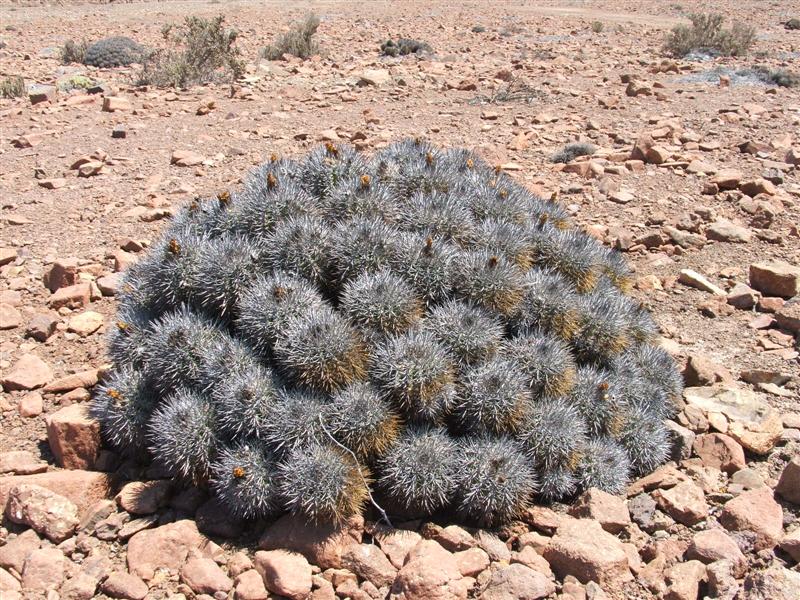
0 75 25 98
664 13 755 57
137 15 243 88
261 14 321 60
61 39 88 64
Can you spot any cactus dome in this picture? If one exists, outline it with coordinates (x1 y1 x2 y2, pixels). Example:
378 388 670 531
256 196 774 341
93 139 683 526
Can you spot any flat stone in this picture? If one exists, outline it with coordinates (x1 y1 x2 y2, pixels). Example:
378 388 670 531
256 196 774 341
652 479 708 526
5 483 79 543
171 150 205 167
687 529 746 575
389 539 469 600
776 457 800 505
254 550 312 600
568 487 631 533
359 69 391 86
710 169 742 190
101 571 149 600
692 433 746 473
0 529 41 573
43 369 98 393
719 487 784 550
127 520 206 580
480 563 555 600
46 403 101 469
1 354 53 391
341 543 397 588
0 471 110 523
48 283 91 309
706 219 752 243
749 261 800 298
22 547 66 592
684 386 783 454
542 517 632 588
67 311 104 336
0 451 47 475
258 513 363 569
0 303 21 329
678 269 726 296
181 557 233 595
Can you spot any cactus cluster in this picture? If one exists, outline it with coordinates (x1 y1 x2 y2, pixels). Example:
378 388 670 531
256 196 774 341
83 36 145 68
93 139 682 526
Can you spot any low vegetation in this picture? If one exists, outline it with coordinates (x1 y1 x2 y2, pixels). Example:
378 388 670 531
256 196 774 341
664 13 756 57
0 75 25 98
550 142 597 164
261 13 321 60
137 15 243 88
747 66 800 88
60 39 88 64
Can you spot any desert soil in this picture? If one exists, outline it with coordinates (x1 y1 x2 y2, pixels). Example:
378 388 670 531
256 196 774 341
0 0 799 599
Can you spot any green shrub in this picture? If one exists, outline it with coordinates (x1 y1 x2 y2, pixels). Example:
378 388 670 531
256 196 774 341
61 39 88 64
746 65 800 87
664 13 756 57
261 13 321 60
137 15 243 88
0 75 25 98
591 21 604 34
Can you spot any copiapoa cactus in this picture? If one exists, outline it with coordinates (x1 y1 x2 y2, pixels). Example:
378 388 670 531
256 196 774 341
93 139 682 526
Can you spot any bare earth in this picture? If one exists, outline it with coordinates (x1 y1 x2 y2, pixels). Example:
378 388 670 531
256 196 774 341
0 0 799 599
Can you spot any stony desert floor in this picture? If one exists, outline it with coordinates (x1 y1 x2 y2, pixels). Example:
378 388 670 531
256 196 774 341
0 0 799 599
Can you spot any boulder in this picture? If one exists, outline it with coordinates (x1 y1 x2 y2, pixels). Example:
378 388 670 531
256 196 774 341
5 484 79 543
389 540 469 600
46 403 101 469
719 487 784 550
480 563 555 600
254 550 312 600
127 520 206 580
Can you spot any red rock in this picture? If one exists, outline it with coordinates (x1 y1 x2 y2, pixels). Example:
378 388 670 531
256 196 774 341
375 529 423 569
719 487 784 549
341 543 397 588
67 311 104 336
749 261 800 298
630 134 654 162
0 248 17 266
663 560 707 600
0 529 40 573
684 354 733 386
0 303 21 329
25 312 59 342
43 370 99 393
234 569 269 600
0 451 47 475
775 303 800 334
61 571 99 600
0 566 21 592
254 550 312 600
542 518 632 588
726 283 759 309
48 283 91 309
0 470 110 517
780 528 800 562
1 354 53 391
433 525 476 552
627 464 689 496
481 563 555 600
97 273 122 296
42 259 78 292
101 571 149 600
687 529 746 575
510 546 552 577
181 557 233 595
102 96 132 112
740 178 776 196
127 520 206 580
710 169 742 190
453 547 490 577
18 392 43 417
652 480 708 526
568 487 631 533
776 457 800 505
171 150 205 167
5 484 79 543
692 433 746 473
389 540 469 600
258 512 363 569
46 403 101 470
22 547 66 592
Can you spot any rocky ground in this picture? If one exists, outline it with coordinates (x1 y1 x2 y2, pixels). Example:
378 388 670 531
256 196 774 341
1 0 799 598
